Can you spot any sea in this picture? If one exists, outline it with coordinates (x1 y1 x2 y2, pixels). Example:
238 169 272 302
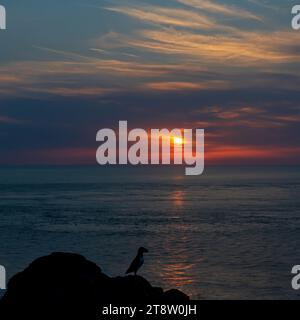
0 165 300 300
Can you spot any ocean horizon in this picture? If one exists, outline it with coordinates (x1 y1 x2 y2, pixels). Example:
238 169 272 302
0 165 299 300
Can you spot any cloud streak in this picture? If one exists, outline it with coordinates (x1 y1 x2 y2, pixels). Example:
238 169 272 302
109 29 300 66
177 0 262 21
105 4 215 29
141 80 229 91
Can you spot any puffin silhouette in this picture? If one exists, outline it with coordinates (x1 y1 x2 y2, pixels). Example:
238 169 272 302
126 247 149 276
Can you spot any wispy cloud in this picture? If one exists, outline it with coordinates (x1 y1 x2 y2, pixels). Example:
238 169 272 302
177 0 262 21
97 1 299 70
105 4 215 29
111 29 300 66
247 0 280 11
1 2 297 98
0 56 212 97
27 86 118 97
193 102 300 130
141 80 229 91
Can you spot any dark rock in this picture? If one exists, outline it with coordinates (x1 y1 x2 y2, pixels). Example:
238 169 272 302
0 252 189 319
162 289 190 303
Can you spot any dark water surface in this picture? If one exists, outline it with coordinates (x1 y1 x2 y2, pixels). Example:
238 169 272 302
0 166 299 299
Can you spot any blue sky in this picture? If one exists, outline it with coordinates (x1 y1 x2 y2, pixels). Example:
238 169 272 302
0 0 299 165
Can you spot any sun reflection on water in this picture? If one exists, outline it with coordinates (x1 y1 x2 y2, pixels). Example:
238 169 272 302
159 262 195 288
171 190 185 207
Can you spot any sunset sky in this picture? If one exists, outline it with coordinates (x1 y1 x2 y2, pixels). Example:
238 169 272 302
0 0 299 165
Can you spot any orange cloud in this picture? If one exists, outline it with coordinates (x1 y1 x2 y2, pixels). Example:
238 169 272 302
99 1 299 69
105 5 215 29
0 55 214 97
28 87 118 97
127 29 300 65
141 80 229 92
206 146 300 164
177 0 262 21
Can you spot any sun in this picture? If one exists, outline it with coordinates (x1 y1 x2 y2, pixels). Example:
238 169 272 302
173 136 184 145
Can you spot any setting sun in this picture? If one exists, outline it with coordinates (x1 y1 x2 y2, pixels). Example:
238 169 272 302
173 136 184 145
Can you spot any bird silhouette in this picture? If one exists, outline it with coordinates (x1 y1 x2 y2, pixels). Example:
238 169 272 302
126 247 149 276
